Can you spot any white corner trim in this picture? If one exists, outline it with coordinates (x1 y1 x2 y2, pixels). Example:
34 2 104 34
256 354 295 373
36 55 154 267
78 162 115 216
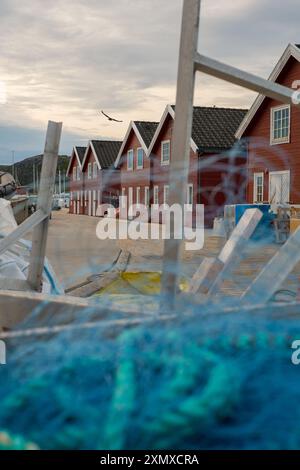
147 104 198 156
236 43 300 139
66 146 84 177
81 141 102 171
90 141 102 170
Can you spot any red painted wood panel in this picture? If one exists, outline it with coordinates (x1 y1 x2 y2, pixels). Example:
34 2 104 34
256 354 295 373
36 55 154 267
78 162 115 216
245 56 300 204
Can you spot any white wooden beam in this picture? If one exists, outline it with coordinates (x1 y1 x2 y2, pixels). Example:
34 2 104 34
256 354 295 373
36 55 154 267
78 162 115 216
194 54 300 105
0 209 47 257
160 0 201 309
188 209 263 297
242 226 300 304
27 121 62 292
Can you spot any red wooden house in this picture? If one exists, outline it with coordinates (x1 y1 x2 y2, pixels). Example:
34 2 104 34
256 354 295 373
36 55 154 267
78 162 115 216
236 44 300 206
148 105 248 227
67 146 86 215
81 140 122 216
114 120 159 214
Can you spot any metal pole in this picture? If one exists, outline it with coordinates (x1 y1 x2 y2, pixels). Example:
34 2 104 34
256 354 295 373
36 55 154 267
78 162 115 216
27 121 63 292
160 0 201 310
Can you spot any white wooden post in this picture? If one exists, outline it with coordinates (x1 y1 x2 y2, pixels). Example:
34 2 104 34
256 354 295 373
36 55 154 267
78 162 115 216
160 0 201 309
194 54 300 106
242 226 300 304
27 121 62 292
188 209 263 296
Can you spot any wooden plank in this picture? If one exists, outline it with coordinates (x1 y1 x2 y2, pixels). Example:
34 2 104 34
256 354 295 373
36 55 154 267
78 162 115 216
0 209 46 257
207 209 263 296
194 54 300 105
160 0 201 309
188 209 262 297
27 121 62 292
242 226 300 304
188 257 223 295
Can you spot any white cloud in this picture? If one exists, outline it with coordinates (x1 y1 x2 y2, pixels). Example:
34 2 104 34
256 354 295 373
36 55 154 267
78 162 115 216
0 0 299 162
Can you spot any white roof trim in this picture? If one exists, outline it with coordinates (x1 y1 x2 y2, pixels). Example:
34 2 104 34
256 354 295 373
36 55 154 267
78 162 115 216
114 121 149 168
236 44 300 139
147 104 198 156
81 141 102 171
66 146 83 177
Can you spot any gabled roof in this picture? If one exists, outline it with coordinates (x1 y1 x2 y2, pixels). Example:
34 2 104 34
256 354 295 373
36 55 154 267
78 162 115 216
147 104 247 155
83 140 122 170
75 146 86 164
236 43 300 139
191 106 247 152
66 146 87 177
114 120 159 168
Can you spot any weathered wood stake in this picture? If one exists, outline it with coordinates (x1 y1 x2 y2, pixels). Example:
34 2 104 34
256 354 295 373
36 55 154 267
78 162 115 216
27 121 62 292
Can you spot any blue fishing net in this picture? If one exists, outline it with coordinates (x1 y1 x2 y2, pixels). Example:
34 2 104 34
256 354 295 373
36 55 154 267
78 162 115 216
0 303 300 450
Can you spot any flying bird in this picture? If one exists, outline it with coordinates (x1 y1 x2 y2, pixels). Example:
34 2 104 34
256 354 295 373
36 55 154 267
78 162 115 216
101 110 123 123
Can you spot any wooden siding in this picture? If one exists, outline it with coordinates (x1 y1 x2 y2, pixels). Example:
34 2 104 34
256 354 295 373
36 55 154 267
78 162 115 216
245 56 300 204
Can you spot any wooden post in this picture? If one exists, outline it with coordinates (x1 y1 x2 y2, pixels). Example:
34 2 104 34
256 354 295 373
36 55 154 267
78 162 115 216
160 0 201 310
242 226 300 304
27 121 62 292
188 208 263 296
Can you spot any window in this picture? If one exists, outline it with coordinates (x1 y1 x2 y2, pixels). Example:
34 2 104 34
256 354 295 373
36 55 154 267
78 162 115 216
136 187 141 205
144 186 150 206
161 140 170 165
253 173 264 203
271 106 290 144
77 167 81 181
88 163 92 179
163 185 169 205
187 184 193 206
73 167 77 181
93 162 98 179
137 148 144 169
127 150 134 170
154 186 159 205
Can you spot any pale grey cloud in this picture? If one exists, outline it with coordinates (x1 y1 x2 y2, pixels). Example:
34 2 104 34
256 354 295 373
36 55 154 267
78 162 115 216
0 0 299 163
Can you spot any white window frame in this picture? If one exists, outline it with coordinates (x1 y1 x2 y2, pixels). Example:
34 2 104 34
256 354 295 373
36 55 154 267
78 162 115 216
163 185 169 205
270 105 291 145
93 162 98 179
269 170 290 204
88 163 92 179
161 140 170 166
127 149 134 171
136 186 141 206
144 186 150 206
186 183 193 209
253 172 264 203
154 186 159 205
73 167 77 182
136 147 144 169
77 167 81 181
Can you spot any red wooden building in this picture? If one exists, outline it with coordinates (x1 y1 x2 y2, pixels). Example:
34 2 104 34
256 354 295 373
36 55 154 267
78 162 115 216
67 140 121 216
67 146 86 215
114 120 159 214
81 140 121 216
148 105 248 227
236 44 300 206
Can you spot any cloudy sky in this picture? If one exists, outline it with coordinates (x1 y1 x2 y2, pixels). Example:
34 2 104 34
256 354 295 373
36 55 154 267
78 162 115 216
0 0 299 163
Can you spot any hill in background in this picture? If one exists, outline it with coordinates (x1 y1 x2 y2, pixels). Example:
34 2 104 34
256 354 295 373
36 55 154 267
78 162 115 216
0 155 70 192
